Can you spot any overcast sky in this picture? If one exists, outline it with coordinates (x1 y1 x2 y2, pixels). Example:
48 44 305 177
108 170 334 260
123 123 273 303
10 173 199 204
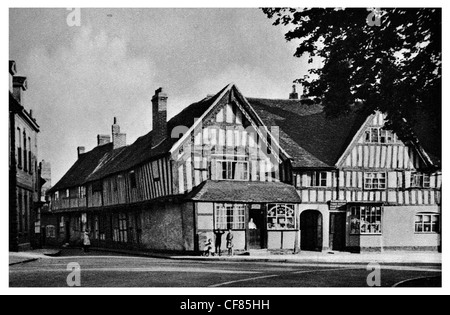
10 8 312 184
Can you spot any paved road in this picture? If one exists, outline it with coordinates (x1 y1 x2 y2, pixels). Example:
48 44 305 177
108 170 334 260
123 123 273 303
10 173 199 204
9 250 441 288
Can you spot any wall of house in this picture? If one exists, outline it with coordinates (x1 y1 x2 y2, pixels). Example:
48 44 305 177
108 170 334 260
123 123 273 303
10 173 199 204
140 202 194 252
382 205 441 251
174 99 290 195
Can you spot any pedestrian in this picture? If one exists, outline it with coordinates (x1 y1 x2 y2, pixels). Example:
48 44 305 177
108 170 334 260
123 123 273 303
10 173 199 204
203 238 213 257
226 228 234 256
82 230 91 253
214 229 225 256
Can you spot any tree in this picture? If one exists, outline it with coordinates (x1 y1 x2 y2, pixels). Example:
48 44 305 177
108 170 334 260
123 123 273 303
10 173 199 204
262 8 441 145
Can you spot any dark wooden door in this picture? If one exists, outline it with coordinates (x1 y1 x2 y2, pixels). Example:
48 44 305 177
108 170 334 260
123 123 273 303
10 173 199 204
329 213 346 251
248 208 266 249
300 211 323 251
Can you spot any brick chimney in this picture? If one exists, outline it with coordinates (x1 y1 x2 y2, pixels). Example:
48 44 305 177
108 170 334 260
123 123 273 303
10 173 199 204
97 134 111 146
151 87 168 147
289 85 299 100
77 146 85 158
13 76 28 104
111 117 126 149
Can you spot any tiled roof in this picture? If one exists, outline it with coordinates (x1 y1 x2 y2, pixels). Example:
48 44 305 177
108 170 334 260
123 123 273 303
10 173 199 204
248 98 441 168
186 180 302 203
48 87 225 193
248 98 368 168
49 84 441 193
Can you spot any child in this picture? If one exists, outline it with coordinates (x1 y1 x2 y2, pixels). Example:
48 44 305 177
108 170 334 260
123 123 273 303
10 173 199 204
226 229 234 256
203 238 213 257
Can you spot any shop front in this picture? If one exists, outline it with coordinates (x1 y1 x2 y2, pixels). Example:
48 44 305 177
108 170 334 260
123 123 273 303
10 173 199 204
188 180 302 253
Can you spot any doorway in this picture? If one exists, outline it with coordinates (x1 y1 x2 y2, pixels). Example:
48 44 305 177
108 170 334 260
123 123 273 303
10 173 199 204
329 212 346 251
248 207 266 249
300 210 323 251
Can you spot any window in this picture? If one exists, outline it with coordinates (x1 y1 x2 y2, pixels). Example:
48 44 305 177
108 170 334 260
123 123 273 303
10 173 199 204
17 128 22 169
267 204 296 230
113 213 128 242
129 171 137 189
78 186 86 198
415 214 440 233
365 127 396 144
411 173 431 188
18 192 23 233
54 192 59 200
92 181 103 193
23 133 27 172
350 205 382 234
28 137 32 174
46 225 56 238
364 172 386 190
66 189 70 198
216 160 249 181
73 216 81 232
305 171 328 187
215 203 246 230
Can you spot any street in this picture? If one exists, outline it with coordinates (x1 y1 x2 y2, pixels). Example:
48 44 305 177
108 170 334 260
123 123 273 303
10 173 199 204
9 250 441 288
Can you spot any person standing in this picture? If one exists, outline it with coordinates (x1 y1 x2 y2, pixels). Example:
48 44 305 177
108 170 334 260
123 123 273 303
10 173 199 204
226 228 234 256
214 229 225 256
82 230 91 253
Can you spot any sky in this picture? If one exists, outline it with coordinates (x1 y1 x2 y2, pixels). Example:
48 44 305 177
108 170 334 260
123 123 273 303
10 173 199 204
9 8 312 184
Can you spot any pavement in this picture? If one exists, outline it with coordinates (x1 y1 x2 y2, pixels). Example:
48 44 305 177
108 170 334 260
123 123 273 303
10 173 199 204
9 249 62 266
9 248 442 266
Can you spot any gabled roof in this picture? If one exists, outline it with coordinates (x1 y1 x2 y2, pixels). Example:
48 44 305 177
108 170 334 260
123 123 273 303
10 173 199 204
248 98 441 169
186 180 302 203
248 98 368 168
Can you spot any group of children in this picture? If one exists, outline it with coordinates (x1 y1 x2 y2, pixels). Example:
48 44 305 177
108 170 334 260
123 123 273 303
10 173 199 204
203 228 234 257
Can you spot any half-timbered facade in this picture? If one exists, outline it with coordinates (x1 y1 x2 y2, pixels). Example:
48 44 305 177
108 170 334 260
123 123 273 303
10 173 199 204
45 83 441 254
251 97 441 253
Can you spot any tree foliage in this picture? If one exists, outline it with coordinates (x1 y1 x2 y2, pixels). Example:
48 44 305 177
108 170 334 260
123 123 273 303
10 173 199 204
262 8 441 144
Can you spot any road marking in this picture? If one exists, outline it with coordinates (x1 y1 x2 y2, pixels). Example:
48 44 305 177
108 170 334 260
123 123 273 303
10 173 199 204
392 275 441 287
293 267 361 274
209 275 279 287
9 267 261 274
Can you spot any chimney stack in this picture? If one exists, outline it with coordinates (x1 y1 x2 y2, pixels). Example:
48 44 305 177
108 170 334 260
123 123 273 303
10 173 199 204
111 117 127 149
151 87 168 147
289 85 299 100
97 134 111 146
9 61 17 92
77 146 85 158
13 76 28 104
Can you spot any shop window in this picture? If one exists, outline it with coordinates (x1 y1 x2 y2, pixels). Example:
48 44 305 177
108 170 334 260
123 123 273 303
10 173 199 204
364 172 386 190
415 214 440 234
350 205 382 235
215 203 246 230
267 204 296 230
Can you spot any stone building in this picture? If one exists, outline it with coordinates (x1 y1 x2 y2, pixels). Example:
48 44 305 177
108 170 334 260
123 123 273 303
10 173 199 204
9 60 43 251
